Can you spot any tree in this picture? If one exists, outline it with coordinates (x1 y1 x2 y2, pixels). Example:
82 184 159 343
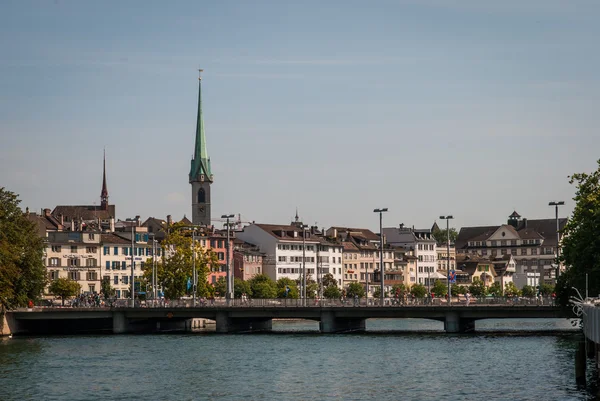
322 273 338 289
432 227 458 245
540 284 554 296
372 287 389 298
306 276 319 299
410 284 427 298
468 280 487 297
392 284 407 297
0 188 47 311
451 284 466 296
323 285 341 299
213 277 226 297
101 277 116 298
247 274 277 298
521 285 536 297
488 282 503 297
504 282 520 297
276 277 299 298
142 230 219 299
234 278 252 299
345 282 365 298
556 160 600 306
49 278 81 306
432 280 448 297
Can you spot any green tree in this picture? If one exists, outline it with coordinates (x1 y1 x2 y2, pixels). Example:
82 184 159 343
101 277 115 298
0 188 47 311
410 284 427 298
555 160 600 306
540 284 554 296
488 282 503 297
432 227 458 245
276 277 299 298
392 283 407 297
306 276 319 299
372 287 389 299
142 230 219 299
322 273 338 288
248 274 277 298
468 280 487 297
451 284 466 296
323 285 341 299
504 281 520 297
213 277 226 297
48 278 81 306
432 280 448 297
521 285 536 297
345 282 365 298
234 278 252 299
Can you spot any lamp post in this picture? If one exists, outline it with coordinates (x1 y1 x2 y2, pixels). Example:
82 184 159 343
439 215 453 306
301 224 308 305
548 201 564 281
125 218 137 308
192 231 197 307
149 233 156 306
221 214 235 304
374 208 388 306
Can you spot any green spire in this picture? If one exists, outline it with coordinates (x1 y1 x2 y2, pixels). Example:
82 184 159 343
189 70 212 182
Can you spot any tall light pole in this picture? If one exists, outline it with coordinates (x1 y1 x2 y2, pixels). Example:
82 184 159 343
440 215 453 306
222 214 235 304
149 233 156 306
301 224 308 305
125 218 137 308
192 231 197 307
548 201 564 281
374 208 388 306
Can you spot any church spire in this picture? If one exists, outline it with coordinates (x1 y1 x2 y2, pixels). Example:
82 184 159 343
189 69 213 183
100 149 109 210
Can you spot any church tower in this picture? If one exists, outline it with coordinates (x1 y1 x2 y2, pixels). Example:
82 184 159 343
189 70 213 226
100 149 109 210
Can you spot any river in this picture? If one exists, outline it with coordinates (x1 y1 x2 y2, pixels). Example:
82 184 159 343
0 319 593 401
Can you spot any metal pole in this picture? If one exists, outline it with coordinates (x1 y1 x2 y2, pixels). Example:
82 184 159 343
152 238 156 306
586 273 589 299
192 232 196 307
555 204 560 280
226 218 232 302
302 227 306 305
131 224 135 308
379 211 384 306
446 218 451 306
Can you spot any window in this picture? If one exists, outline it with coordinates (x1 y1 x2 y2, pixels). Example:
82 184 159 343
105 246 111 255
105 261 110 270
531 248 538 255
113 247 119 255
482 249 488 256
491 241 497 247
511 249 517 255
71 246 78 253
48 270 59 280
511 240 517 246
521 248 527 255
86 247 97 254
501 240 507 246
86 258 97 267
49 257 60 267
501 249 507 255
68 258 79 267
88 284 96 293
114 276 119 285
68 271 79 281
121 261 126 270
88 233 95 240
278 256 286 262
197 188 206 203
123 276 129 285
218 252 225 261
52 245 61 253
86 272 98 281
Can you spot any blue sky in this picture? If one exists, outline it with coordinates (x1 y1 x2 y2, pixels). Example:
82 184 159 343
1 0 598 231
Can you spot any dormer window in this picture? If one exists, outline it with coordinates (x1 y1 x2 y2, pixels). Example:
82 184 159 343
293 231 298 238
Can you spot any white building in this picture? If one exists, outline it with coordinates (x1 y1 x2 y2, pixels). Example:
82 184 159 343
237 223 343 289
382 225 443 287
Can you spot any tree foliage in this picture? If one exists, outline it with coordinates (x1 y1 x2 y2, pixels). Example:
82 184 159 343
276 277 299 298
488 282 503 297
468 280 487 297
540 284 554 296
101 277 116 298
248 274 277 298
0 188 47 310
142 230 219 299
432 280 448 297
234 278 252 299
504 281 520 297
410 284 427 298
392 284 407 296
556 160 600 306
49 278 81 306
432 227 458 245
323 285 341 299
345 282 365 298
452 284 466 295
521 285 535 297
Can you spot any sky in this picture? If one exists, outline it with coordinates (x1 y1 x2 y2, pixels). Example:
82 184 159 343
1 0 599 232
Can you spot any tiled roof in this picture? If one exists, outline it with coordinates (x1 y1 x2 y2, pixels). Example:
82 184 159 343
101 233 132 245
26 213 62 236
329 226 380 241
342 241 359 252
254 223 320 242
52 205 116 221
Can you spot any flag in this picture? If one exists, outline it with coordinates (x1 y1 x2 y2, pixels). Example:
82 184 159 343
187 277 192 291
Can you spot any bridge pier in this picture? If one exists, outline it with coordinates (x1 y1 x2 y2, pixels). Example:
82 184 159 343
319 311 366 333
215 312 272 333
444 312 475 333
112 312 132 334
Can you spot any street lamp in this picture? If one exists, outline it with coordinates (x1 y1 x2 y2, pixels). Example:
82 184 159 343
192 230 198 307
439 215 454 306
148 233 157 306
548 201 564 281
300 224 308 305
374 208 388 306
221 214 235 304
125 218 137 308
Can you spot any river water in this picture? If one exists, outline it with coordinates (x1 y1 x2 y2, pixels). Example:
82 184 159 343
0 319 593 401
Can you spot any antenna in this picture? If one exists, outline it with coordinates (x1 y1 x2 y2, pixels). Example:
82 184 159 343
198 68 204 80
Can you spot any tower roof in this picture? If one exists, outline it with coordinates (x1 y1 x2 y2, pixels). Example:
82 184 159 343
189 70 212 182
101 149 109 209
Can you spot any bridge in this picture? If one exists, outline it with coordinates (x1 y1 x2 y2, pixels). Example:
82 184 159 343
4 301 573 335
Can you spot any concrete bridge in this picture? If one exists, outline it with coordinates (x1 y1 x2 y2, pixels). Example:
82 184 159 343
4 304 573 335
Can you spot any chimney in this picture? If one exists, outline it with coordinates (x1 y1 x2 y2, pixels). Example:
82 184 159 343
399 223 404 230
70 220 75 231
109 217 115 232
60 214 64 226
135 215 141 226
25 207 29 216
79 219 84 231
522 218 528 229
44 208 51 217
167 215 172 226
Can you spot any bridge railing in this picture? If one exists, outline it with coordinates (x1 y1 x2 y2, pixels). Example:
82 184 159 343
19 296 557 310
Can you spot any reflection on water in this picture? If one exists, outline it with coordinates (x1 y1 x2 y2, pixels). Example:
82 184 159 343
0 319 590 401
